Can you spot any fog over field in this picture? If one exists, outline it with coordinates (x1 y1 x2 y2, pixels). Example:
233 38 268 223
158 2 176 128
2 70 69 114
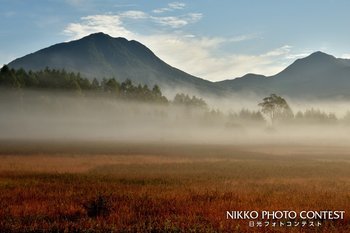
1 89 350 146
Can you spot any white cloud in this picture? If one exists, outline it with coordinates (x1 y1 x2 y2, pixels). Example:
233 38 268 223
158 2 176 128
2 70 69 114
227 34 259 43
168 2 186 10
285 52 312 60
153 2 186 13
64 15 134 39
63 11 298 81
120 11 148 19
150 13 202 28
263 45 291 57
151 16 188 28
186 13 203 23
153 8 168 14
145 37 293 80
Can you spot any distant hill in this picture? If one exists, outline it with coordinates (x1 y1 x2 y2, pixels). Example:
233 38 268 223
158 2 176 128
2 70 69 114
216 73 271 95
271 52 350 98
8 32 225 95
217 52 350 99
7 33 350 100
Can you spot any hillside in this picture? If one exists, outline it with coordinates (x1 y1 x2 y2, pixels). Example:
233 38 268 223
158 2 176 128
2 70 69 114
8 33 350 100
8 33 225 95
217 52 350 99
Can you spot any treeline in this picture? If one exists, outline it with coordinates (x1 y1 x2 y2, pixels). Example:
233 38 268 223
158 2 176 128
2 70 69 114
294 109 337 124
3 66 350 127
0 65 167 103
0 65 207 108
257 94 347 125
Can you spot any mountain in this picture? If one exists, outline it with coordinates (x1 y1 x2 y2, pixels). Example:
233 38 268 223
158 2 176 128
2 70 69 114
270 52 350 98
217 51 350 99
217 73 270 93
7 33 350 100
8 32 225 95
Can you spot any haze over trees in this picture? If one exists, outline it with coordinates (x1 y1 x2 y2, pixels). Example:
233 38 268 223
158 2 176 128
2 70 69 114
2 65 350 130
173 93 208 110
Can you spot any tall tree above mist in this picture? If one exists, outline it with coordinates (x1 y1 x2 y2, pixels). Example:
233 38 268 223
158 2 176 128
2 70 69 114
258 94 293 124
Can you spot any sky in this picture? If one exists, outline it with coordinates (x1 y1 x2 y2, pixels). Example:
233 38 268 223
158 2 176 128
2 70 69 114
1 0 350 81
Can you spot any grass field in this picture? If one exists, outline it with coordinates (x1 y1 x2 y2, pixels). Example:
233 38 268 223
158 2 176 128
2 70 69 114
0 141 349 232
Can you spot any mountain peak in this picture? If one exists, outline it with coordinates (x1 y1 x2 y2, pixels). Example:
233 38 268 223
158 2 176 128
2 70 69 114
275 51 338 78
85 32 112 39
7 32 221 95
295 51 338 67
81 32 127 42
240 73 266 79
310 51 330 56
79 33 132 45
306 51 336 61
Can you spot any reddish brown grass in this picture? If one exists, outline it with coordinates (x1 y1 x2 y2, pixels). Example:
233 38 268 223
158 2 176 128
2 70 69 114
0 142 349 232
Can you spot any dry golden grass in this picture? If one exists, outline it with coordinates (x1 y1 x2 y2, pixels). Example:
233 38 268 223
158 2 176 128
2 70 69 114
0 141 349 232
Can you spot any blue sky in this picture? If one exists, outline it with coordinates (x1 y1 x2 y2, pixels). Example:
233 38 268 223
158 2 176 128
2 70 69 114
1 0 350 81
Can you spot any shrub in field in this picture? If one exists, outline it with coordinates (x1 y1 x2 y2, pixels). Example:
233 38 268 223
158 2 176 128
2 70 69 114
83 195 111 218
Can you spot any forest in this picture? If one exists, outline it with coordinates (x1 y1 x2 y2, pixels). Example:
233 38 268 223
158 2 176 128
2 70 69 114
0 65 208 107
1 65 350 127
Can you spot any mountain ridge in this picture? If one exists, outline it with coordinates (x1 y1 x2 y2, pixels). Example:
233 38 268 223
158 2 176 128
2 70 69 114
7 33 350 99
218 51 350 99
8 32 225 95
